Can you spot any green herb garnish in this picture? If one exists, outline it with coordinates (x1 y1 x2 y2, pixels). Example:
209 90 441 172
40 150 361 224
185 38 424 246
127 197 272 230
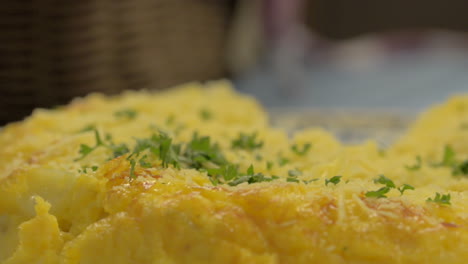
79 124 97 133
288 169 302 177
75 129 105 160
453 160 468 176
373 175 396 188
397 184 415 195
139 155 152 168
436 145 468 177
426 192 451 205
266 161 274 170
325 175 342 186
166 115 175 125
227 165 278 186
369 175 414 197
291 143 312 156
278 157 290 167
365 187 391 198
405 156 422 171
200 109 213 120
129 159 137 179
115 108 138 120
109 143 130 158
303 179 319 184
286 178 300 183
441 145 456 166
78 166 98 173
232 132 263 150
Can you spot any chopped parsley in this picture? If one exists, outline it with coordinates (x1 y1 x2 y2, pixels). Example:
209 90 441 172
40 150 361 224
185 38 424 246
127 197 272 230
291 143 312 156
373 175 396 188
78 124 97 133
75 129 106 160
303 179 319 184
127 132 181 170
378 149 386 157
288 169 302 177
266 161 274 170
123 131 229 181
365 187 391 198
231 132 263 151
200 109 213 120
138 155 152 168
129 159 137 179
109 143 130 158
426 192 451 205
114 108 138 120
405 156 422 171
367 175 414 198
227 165 278 186
278 157 290 167
325 175 342 186
436 145 468 177
286 177 300 183
397 184 415 195
207 164 239 181
440 145 456 167
246 165 254 175
453 160 468 176
78 165 99 173
121 130 281 185
166 115 175 125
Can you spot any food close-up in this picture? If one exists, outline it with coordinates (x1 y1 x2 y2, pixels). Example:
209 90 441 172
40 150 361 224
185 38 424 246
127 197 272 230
2 1 468 263
0 81 467 263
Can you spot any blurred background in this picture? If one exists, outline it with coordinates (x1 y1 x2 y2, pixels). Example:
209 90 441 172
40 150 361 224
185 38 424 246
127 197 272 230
1 0 468 131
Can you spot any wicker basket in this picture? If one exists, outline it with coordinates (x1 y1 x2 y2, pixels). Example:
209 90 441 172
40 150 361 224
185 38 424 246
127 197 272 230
0 0 232 124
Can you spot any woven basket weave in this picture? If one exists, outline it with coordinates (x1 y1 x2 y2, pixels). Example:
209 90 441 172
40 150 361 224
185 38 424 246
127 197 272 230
0 0 232 124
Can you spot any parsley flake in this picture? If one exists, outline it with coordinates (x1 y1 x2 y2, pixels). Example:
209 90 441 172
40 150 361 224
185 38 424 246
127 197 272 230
139 155 152 168
440 145 456 167
303 179 319 184
266 161 274 170
200 109 213 120
453 160 468 177
288 169 302 177
75 129 105 160
78 124 96 133
325 175 342 186
291 143 312 156
286 178 300 183
426 192 451 205
129 159 137 179
166 115 175 125
227 165 278 186
278 157 290 167
405 156 422 171
232 132 263 151
109 143 130 158
373 175 396 188
365 187 391 198
398 184 415 195
114 108 138 120
436 145 468 177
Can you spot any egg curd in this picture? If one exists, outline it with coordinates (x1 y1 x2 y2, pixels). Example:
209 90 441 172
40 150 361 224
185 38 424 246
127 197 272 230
0 81 467 264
